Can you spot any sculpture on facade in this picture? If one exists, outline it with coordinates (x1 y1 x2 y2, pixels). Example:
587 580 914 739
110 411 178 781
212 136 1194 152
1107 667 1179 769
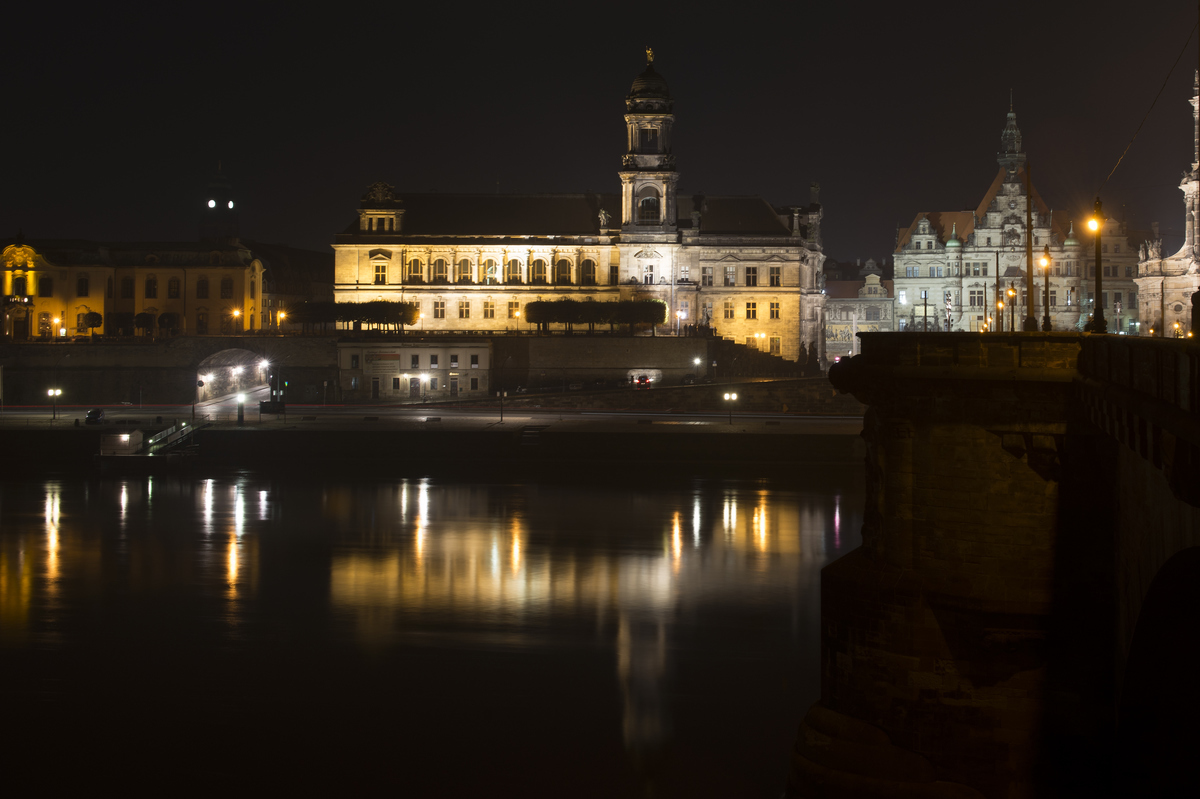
598 208 612 227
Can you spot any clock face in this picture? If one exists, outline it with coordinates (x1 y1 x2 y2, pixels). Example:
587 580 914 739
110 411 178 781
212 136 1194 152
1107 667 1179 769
1009 200 1017 210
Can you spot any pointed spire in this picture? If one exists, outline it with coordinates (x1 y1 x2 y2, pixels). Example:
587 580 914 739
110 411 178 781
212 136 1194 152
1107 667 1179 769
998 100 1026 170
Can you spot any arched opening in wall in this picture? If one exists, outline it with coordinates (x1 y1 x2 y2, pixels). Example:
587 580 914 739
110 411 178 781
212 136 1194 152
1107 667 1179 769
483 259 497 284
505 260 522 284
167 277 180 299
637 186 661 225
530 260 547 284
456 259 472 284
407 259 423 284
580 260 596 286
432 259 448 283
555 259 571 285
1115 546 1200 794
195 348 271 404
196 311 209 335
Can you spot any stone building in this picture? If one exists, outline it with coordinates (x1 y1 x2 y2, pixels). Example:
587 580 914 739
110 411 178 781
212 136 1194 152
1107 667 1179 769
823 259 895 360
1 237 264 339
333 52 826 364
892 107 1138 333
1136 71 1200 337
338 340 491 401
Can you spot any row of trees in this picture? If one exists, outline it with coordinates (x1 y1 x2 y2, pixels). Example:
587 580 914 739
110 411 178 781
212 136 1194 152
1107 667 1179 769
523 300 667 334
288 301 420 333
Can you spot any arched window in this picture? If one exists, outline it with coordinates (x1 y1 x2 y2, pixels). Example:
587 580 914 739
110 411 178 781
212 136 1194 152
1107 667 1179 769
530 260 547 283
13 276 26 296
407 259 423 282
555 260 571 284
121 277 134 299
484 259 497 283
145 276 157 299
167 277 180 298
250 278 256 299
580 260 597 285
432 259 448 282
506 259 522 283
196 278 209 299
220 277 233 299
77 277 90 297
196 312 208 335
456 259 472 283
637 187 660 225
38 277 54 297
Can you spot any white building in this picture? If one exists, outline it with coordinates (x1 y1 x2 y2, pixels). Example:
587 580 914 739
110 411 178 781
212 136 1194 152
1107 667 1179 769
1136 71 1200 337
332 52 827 364
892 107 1138 333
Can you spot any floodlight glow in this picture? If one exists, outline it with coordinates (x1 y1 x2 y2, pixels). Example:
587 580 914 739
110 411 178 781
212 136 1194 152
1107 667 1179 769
731 393 737 400
208 200 216 208
228 200 234 209
260 360 270 369
232 366 243 374
237 394 246 403
121 434 130 442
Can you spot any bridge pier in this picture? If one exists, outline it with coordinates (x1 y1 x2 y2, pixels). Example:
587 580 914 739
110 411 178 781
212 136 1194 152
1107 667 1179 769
789 333 1127 798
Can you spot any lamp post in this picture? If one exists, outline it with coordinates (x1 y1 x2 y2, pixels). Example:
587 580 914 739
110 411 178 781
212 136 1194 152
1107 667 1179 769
278 310 286 332
723 391 737 425
497 355 513 423
1088 198 1107 333
1040 245 1052 331
1007 284 1017 332
47 388 61 420
232 308 241 334
997 300 1005 333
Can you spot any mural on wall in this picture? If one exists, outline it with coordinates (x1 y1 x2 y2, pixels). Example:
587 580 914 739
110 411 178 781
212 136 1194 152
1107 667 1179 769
825 324 881 342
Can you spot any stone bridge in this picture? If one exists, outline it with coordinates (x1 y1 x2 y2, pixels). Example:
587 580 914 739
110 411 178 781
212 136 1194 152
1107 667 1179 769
788 333 1200 798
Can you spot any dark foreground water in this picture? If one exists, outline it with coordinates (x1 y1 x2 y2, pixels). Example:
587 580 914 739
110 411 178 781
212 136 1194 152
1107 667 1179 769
0 469 862 796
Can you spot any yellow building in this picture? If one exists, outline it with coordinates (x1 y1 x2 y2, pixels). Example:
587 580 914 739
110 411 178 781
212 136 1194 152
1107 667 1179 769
333 54 826 364
2 238 264 339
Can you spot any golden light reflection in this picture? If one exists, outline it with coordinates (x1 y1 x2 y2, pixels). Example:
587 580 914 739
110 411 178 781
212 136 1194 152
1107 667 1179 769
202 479 214 533
753 493 769 552
692 497 701 547
511 518 523 575
258 490 269 521
44 487 61 587
234 487 245 538
671 512 682 568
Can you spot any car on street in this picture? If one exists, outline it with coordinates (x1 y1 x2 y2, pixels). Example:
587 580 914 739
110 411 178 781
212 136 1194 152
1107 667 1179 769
634 375 652 389
85 408 105 424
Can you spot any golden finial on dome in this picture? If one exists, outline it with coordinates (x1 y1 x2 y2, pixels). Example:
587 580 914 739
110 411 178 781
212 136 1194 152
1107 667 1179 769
646 46 654 64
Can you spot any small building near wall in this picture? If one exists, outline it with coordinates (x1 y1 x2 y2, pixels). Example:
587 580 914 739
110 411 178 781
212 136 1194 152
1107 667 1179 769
823 260 894 361
338 338 492 401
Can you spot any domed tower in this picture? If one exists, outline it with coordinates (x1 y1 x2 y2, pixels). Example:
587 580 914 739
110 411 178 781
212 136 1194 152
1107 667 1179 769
619 48 678 233
997 98 1026 172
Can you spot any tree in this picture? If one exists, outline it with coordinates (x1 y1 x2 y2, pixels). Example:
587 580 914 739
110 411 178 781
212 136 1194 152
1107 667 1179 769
83 311 102 337
110 312 135 336
157 312 180 335
134 313 155 336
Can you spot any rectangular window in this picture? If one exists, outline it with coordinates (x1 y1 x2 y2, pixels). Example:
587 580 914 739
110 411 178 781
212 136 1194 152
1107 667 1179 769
433 301 446 319
1114 292 1122 308
898 289 907 304
430 355 439 368
167 278 180 298
145 278 157 299
458 300 470 319
470 377 479 390
724 265 736 286
1126 266 1134 277
969 290 983 307
1090 266 1096 278
609 265 619 284
745 302 757 320
483 301 495 319
411 354 420 369
1102 292 1109 309
430 377 438 391
770 301 780 319
1102 244 1109 253
770 266 781 287
393 377 400 390
701 266 714 286
986 237 992 246
1050 291 1057 307
375 263 387 284
121 277 134 299
745 266 758 287
723 300 734 320
769 336 781 355
1114 244 1120 253
470 354 479 368
350 377 359 390
450 354 459 367
350 354 360 369
76 312 85 332
508 301 520 319
703 300 713 322
77 277 89 297
38 277 54 297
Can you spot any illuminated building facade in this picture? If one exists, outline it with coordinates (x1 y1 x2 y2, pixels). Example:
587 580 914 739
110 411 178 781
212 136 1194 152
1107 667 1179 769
823 260 895 360
333 54 827 364
1136 71 1200 336
1 238 263 339
337 340 491 400
892 107 1138 332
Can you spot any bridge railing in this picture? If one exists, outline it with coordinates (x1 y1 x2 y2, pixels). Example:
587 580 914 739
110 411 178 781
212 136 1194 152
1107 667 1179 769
1079 335 1200 417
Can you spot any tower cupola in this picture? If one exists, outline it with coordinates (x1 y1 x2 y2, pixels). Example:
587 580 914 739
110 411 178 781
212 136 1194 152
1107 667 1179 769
619 47 678 232
998 99 1026 171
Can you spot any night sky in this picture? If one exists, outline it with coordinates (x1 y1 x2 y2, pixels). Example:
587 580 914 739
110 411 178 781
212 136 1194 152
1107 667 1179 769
7 1 1200 262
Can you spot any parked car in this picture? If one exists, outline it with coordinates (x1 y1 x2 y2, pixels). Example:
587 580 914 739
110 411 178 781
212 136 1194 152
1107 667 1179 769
634 375 652 389
85 408 105 425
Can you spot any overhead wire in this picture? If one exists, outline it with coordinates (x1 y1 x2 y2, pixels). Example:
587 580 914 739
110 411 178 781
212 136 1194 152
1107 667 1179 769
1099 20 1198 193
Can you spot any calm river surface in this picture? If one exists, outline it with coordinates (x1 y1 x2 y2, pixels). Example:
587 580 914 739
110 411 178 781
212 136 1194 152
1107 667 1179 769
0 469 862 796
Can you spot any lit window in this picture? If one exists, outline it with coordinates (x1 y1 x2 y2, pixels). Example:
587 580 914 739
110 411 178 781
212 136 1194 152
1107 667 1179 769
508 301 520 319
458 300 470 319
374 262 387 285
770 302 780 319
770 266 781 287
745 302 757 320
483 301 495 319
433 301 445 319
745 266 758 287
723 300 734 320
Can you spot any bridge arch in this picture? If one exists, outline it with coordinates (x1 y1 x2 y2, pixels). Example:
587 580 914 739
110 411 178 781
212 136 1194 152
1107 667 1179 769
196 348 270 401
1116 546 1200 794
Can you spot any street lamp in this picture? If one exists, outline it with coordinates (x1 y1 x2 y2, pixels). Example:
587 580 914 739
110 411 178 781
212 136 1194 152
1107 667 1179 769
1007 285 1017 332
1087 198 1107 333
723 392 737 425
47 388 61 420
997 300 1004 333
278 310 286 330
1039 245 1052 331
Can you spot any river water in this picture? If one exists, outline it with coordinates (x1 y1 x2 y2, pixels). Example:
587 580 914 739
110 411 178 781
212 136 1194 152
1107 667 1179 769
0 469 862 796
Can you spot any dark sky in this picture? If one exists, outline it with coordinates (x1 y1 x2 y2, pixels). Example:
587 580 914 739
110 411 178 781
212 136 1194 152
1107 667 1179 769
7 1 1200 262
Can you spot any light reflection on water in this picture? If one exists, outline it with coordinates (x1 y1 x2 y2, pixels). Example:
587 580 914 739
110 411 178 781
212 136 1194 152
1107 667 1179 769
0 472 862 795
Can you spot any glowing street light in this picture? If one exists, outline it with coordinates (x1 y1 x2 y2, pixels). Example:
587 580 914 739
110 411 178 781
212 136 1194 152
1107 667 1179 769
1039 245 1052 331
47 388 62 420
1087 199 1107 333
723 391 738 425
